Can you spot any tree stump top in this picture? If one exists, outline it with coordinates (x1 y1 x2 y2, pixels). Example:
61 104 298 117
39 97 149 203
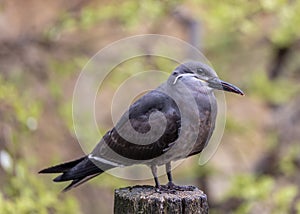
114 185 208 214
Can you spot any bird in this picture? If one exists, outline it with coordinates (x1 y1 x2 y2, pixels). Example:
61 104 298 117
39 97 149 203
39 61 244 192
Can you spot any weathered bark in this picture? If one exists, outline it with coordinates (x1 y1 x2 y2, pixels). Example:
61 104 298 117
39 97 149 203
114 185 208 214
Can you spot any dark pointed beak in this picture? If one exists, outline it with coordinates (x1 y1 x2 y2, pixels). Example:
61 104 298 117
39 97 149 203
208 78 244 96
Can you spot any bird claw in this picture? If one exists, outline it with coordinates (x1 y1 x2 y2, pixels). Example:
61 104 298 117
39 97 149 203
166 182 196 191
155 182 196 193
155 185 177 194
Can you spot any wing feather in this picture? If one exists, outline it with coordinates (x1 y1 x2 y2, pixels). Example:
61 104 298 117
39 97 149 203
91 90 180 164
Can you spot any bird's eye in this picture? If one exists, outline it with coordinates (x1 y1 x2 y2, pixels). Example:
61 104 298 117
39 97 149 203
197 68 204 73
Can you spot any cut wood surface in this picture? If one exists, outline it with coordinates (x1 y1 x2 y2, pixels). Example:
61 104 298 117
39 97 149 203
114 185 208 214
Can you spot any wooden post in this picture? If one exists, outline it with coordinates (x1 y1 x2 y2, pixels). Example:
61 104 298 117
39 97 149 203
114 185 208 214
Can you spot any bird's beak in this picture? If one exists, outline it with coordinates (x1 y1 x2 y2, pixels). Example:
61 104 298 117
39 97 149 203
207 78 244 96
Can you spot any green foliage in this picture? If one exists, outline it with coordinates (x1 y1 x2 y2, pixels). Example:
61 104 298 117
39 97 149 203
268 0 300 46
0 70 80 213
225 116 248 134
224 174 272 214
0 161 79 214
194 0 300 54
48 78 63 100
78 1 166 29
225 174 299 213
0 75 41 130
58 101 74 135
279 143 300 175
196 0 260 50
48 56 88 133
44 0 171 38
273 185 298 214
49 57 87 77
199 0 260 32
227 174 274 201
296 200 300 213
247 71 298 104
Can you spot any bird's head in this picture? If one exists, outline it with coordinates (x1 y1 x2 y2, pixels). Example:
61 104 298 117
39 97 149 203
172 61 244 96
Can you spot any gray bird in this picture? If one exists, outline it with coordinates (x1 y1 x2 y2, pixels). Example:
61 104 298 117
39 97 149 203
39 61 244 192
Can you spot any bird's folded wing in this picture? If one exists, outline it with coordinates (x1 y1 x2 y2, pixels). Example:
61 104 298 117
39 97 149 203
90 90 181 166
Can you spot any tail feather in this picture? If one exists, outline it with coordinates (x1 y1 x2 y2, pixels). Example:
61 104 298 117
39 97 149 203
39 157 85 174
53 157 102 182
39 156 107 191
62 173 101 192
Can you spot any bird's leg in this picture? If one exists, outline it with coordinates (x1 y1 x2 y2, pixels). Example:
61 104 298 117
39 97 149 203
166 162 174 188
151 165 160 189
151 165 171 193
165 162 196 191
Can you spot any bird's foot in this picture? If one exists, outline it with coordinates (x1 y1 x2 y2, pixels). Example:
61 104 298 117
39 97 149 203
154 182 196 193
155 185 177 194
166 182 196 191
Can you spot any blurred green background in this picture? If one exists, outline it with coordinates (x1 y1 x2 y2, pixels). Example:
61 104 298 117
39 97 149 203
0 0 300 213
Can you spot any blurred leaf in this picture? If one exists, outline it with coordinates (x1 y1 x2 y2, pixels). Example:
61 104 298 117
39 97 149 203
270 1 300 46
279 143 300 175
247 70 298 104
273 185 298 214
226 174 274 200
1 161 79 214
225 115 248 133
0 75 42 130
